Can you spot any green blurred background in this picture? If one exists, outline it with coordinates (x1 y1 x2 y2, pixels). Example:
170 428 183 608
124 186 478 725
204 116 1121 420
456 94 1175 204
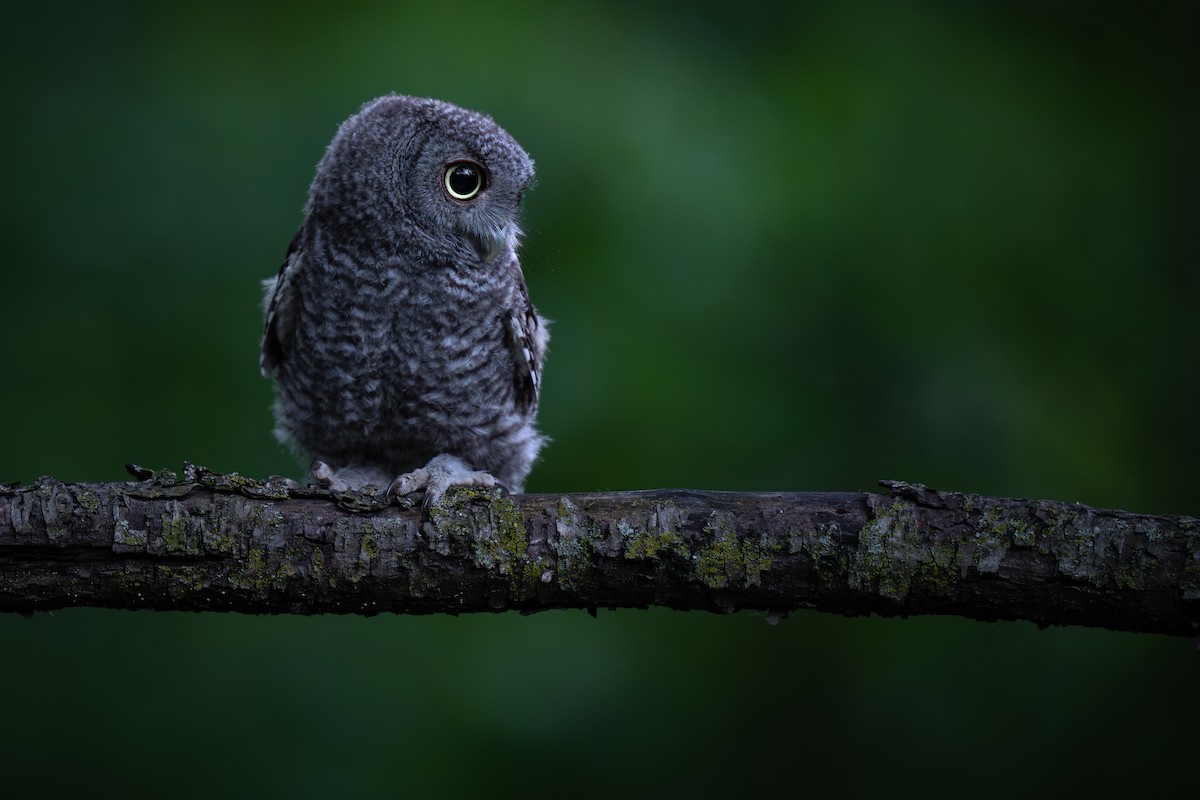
2 0 1196 795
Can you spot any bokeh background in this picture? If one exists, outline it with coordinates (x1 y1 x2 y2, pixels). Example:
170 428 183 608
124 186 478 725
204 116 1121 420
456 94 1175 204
2 0 1196 795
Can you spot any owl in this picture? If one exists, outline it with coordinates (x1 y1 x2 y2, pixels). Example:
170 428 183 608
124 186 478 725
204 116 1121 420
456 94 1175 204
260 95 548 502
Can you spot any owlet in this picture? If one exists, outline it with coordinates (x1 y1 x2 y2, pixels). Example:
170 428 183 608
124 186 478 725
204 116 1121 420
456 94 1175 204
260 95 548 502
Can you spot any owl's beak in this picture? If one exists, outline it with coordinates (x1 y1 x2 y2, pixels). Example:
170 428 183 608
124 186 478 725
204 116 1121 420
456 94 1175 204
483 222 519 263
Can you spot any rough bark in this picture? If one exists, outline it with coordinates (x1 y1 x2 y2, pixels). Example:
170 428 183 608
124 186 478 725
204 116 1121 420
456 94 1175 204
1 465 1197 636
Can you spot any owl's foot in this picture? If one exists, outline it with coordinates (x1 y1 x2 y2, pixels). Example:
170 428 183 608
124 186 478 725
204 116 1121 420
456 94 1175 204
309 461 391 492
310 461 338 489
386 454 503 508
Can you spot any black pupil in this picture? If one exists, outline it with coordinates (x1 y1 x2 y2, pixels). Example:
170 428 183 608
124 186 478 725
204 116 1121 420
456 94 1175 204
449 165 480 196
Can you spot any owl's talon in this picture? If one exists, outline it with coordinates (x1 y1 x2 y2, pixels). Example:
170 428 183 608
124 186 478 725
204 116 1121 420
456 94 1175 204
386 468 429 500
309 460 337 489
386 454 501 507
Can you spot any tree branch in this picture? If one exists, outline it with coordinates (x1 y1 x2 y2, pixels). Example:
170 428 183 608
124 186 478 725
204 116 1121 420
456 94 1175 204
2 466 1197 636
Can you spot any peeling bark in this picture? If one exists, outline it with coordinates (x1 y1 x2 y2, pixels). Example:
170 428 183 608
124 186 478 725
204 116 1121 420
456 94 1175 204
1 467 1197 636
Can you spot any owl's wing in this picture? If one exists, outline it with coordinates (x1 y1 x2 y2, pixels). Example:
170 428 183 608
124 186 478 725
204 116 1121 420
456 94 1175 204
507 274 548 416
260 230 303 377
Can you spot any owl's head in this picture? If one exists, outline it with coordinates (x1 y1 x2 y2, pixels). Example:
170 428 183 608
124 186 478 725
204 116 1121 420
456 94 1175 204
305 94 535 266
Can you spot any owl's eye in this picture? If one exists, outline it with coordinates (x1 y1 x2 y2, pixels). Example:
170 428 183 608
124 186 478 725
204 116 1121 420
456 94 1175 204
444 161 486 201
